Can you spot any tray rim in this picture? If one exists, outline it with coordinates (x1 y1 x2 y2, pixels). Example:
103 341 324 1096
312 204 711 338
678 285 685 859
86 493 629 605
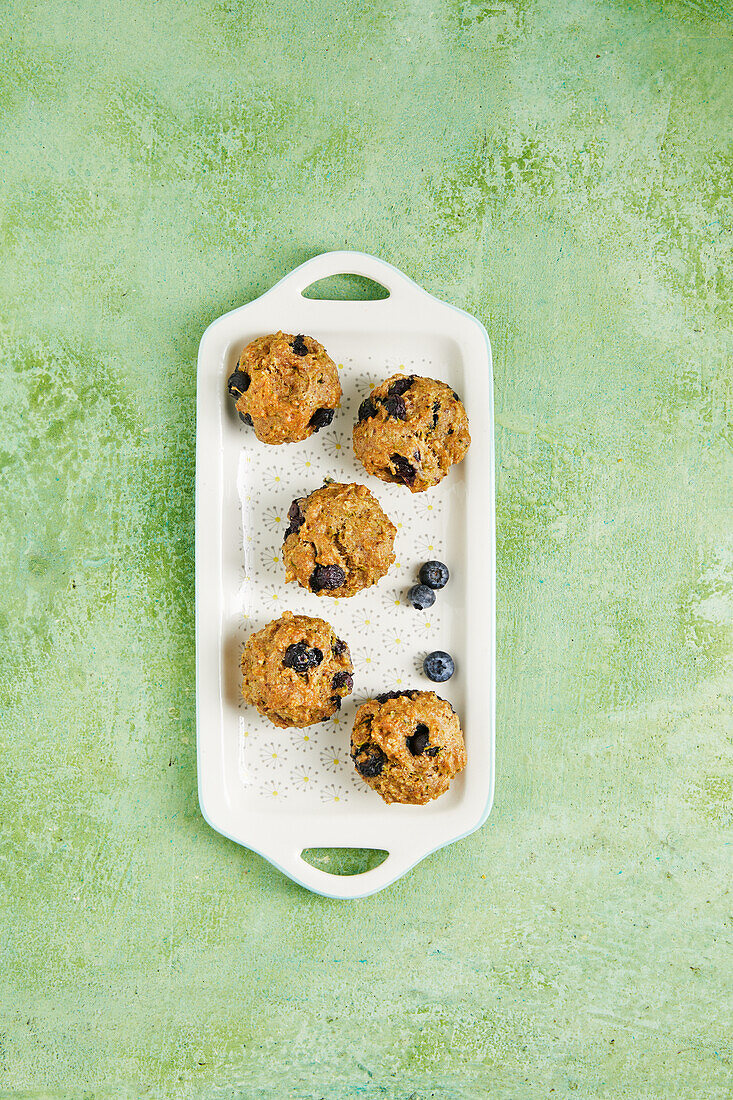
195 250 495 899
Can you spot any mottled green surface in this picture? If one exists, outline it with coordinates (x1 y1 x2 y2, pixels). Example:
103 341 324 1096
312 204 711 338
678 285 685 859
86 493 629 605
1 0 732 1096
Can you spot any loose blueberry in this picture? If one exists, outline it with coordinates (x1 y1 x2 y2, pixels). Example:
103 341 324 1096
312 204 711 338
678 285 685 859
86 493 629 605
238 411 253 425
332 671 353 693
407 584 436 611
419 560 450 590
227 369 250 397
332 638 348 657
390 453 416 486
290 334 308 356
353 742 386 777
383 394 407 420
407 723 430 756
423 651 455 682
283 642 323 674
310 564 347 591
358 397 378 422
309 407 335 431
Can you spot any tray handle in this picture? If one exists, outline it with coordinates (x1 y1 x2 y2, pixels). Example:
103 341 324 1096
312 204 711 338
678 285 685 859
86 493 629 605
269 250 427 310
262 839 428 900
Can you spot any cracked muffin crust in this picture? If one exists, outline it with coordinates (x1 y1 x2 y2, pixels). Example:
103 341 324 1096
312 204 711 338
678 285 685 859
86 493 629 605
282 481 397 598
350 690 466 804
352 373 470 491
240 611 353 728
227 331 341 444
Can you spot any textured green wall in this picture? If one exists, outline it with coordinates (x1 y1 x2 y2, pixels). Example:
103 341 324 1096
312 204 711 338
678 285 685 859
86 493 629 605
1 0 731 1096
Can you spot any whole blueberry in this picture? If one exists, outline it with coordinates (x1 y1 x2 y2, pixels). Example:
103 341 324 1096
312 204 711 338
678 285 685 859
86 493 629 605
309 406 335 431
419 560 450 590
358 397 378 422
376 689 414 704
423 651 455 682
290 334 308 356
332 638 348 657
388 377 413 397
332 671 353 693
383 394 407 420
353 743 386 778
407 584 436 611
310 564 347 592
407 723 430 756
283 642 323 674
227 369 250 397
283 643 311 673
390 453 417 486
284 498 305 539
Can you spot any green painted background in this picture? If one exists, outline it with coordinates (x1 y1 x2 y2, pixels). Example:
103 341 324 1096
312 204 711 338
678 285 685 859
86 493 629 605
1 0 731 1096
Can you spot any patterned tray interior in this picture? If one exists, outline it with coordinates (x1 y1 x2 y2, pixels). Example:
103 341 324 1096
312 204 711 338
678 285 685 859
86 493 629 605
224 336 467 812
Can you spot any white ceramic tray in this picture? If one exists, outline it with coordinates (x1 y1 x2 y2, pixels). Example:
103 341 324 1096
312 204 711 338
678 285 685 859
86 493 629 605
196 251 494 899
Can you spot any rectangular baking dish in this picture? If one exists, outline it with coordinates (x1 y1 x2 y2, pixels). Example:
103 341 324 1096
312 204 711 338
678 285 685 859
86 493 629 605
196 251 494 898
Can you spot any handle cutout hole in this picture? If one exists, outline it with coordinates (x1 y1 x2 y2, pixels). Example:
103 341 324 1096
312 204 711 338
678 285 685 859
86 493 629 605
300 847 389 876
301 274 390 301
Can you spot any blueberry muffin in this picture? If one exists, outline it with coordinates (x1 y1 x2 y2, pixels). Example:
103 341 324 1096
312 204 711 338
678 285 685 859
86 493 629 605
353 374 470 491
350 690 466 804
227 332 341 444
241 611 353 727
283 481 397 598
